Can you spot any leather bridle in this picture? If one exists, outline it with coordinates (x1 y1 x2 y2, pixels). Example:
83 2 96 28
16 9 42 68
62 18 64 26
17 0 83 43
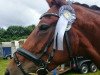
13 12 72 75
14 38 54 75
14 13 59 75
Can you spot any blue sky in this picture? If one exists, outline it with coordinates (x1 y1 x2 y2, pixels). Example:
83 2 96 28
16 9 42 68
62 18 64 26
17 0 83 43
0 0 99 28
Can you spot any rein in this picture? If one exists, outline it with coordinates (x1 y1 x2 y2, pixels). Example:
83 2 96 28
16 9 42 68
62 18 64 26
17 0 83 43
13 12 72 75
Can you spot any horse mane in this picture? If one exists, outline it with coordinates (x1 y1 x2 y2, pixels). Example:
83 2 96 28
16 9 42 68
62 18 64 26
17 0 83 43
73 2 100 15
74 2 100 11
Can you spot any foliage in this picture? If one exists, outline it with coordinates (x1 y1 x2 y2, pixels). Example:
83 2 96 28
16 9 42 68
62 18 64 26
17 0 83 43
0 25 35 42
0 28 6 42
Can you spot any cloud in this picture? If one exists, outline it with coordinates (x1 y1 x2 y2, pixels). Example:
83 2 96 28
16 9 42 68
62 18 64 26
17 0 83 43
0 0 49 28
0 0 99 28
19 0 49 13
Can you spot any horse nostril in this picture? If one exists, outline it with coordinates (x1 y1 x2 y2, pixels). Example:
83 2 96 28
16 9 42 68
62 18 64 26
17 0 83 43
5 69 10 75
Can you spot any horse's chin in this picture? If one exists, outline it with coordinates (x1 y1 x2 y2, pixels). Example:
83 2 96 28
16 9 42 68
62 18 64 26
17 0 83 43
5 66 23 75
5 59 39 75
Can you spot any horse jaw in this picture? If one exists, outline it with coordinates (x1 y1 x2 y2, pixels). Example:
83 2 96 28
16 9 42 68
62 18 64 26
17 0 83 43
6 59 39 75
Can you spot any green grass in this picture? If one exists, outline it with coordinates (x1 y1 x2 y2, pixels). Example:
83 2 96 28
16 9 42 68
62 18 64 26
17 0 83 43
63 70 100 75
0 58 9 75
0 59 100 75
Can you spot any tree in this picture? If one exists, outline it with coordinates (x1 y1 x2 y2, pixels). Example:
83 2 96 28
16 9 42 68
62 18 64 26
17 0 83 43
7 26 26 36
24 25 35 35
0 28 5 36
0 25 35 42
0 28 6 42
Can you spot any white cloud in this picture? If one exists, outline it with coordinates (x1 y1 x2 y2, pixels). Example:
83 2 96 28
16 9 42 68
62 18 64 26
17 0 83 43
0 0 99 28
0 0 49 28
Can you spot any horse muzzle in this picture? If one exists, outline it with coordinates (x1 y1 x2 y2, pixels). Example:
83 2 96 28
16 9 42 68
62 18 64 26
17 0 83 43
5 69 10 75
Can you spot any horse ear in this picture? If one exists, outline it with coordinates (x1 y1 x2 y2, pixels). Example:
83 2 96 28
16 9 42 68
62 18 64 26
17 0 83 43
46 0 67 7
46 0 54 7
54 0 67 6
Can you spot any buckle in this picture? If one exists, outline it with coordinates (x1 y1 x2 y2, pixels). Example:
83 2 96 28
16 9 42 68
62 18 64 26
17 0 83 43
36 68 49 75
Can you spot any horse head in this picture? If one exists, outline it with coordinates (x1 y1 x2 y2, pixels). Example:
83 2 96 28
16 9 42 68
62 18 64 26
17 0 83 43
5 2 100 75
5 5 71 75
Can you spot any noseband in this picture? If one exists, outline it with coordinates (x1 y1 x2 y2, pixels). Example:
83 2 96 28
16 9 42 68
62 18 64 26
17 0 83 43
14 38 55 75
14 13 59 75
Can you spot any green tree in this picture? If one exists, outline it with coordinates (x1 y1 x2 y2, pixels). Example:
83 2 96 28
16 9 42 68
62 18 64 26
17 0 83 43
7 26 25 36
0 28 5 35
0 25 35 42
0 28 6 42
24 24 35 35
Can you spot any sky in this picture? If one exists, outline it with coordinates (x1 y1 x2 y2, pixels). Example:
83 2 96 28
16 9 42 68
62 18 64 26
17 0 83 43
0 0 99 29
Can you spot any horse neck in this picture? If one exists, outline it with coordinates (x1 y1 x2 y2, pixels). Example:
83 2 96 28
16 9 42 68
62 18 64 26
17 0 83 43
70 4 100 57
73 4 100 27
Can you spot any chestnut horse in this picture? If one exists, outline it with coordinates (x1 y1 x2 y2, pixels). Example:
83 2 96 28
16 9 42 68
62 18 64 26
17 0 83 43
5 3 100 75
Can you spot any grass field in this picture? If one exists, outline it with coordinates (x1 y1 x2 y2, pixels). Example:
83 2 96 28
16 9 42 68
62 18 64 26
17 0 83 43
0 59 100 75
0 59 9 75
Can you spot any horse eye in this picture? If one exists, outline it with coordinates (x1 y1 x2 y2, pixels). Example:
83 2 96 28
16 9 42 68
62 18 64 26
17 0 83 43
39 25 50 31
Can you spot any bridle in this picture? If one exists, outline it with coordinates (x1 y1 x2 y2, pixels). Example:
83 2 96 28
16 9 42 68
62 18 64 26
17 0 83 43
13 12 72 75
14 38 54 75
14 13 59 75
